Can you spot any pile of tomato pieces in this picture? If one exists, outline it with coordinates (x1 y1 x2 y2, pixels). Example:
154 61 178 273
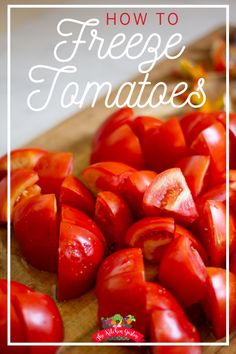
0 108 236 352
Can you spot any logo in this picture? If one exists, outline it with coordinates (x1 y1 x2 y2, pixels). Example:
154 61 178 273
92 314 144 342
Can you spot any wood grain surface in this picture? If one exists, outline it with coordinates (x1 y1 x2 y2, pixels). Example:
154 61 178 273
0 27 235 353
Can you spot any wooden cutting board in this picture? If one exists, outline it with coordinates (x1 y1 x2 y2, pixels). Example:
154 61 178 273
0 26 235 353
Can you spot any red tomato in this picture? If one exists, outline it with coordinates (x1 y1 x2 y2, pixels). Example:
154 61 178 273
143 168 198 224
91 123 145 169
191 122 226 185
94 191 133 251
81 161 136 194
59 175 95 216
96 248 147 334
0 279 63 354
198 200 227 267
131 116 162 141
0 169 40 223
92 107 134 149
58 212 106 300
142 117 188 172
151 346 201 354
159 235 208 307
125 217 175 263
13 194 59 272
0 148 46 180
35 152 73 197
175 155 210 197
195 183 226 212
202 268 236 339
120 170 157 218
230 252 236 276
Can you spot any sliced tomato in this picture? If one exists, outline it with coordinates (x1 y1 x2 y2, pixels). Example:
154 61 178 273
202 268 236 339
230 252 236 276
92 107 134 149
191 122 226 185
143 168 198 224
13 194 59 272
195 183 226 212
0 169 40 223
59 175 95 216
81 161 136 194
142 117 188 172
91 123 145 169
94 191 133 251
35 152 73 197
96 248 146 334
125 217 175 263
120 170 157 218
159 235 207 307
131 116 162 141
58 216 106 301
0 148 46 180
175 155 210 197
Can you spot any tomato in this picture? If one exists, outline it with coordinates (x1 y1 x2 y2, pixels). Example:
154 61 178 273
0 148 46 180
142 117 188 173
81 161 136 194
125 217 175 263
151 346 201 354
91 123 145 169
131 116 162 141
0 279 63 354
198 200 227 267
58 208 106 301
94 191 133 251
92 107 134 149
175 155 210 197
0 169 40 223
159 235 207 307
231 252 236 276
120 170 157 218
35 152 73 197
202 268 236 339
143 168 198 224
195 183 226 212
96 248 147 334
13 194 59 272
59 175 95 216
191 122 226 185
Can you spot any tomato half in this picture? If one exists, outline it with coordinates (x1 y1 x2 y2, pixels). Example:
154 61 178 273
159 235 207 307
13 194 59 272
143 168 198 224
94 191 133 251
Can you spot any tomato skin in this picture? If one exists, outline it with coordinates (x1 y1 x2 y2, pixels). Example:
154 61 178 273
96 248 146 334
131 116 162 141
159 235 207 307
120 170 157 218
125 217 175 263
0 169 39 223
195 183 226 212
91 123 145 169
175 155 210 197
230 252 236 276
35 152 73 197
202 268 236 339
191 122 226 185
58 219 106 301
94 191 133 251
142 117 188 173
0 148 46 180
59 175 95 216
81 161 136 194
13 194 59 272
143 168 198 224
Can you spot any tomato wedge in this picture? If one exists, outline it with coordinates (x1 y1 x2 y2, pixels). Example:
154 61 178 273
81 161 136 194
230 252 236 276
35 152 73 197
159 235 208 307
125 217 175 263
131 116 162 141
13 194 59 272
94 191 133 251
0 169 40 223
143 168 198 224
175 155 210 197
195 183 226 212
59 175 95 216
202 268 236 339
